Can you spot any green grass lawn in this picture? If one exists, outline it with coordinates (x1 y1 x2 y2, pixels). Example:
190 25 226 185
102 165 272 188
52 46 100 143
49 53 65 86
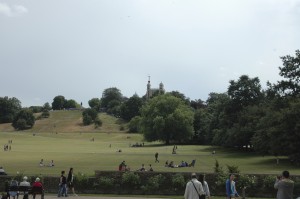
0 110 299 177
1 131 299 176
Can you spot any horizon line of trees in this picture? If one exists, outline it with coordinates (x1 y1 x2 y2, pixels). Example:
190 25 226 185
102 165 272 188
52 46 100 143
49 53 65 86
0 50 299 163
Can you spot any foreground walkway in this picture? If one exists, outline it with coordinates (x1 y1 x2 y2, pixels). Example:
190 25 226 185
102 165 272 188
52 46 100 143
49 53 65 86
45 195 170 199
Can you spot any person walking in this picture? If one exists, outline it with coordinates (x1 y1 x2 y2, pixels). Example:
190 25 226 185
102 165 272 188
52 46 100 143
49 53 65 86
155 152 159 163
184 173 205 199
274 170 294 199
226 174 239 199
199 174 210 199
67 168 78 196
58 171 67 197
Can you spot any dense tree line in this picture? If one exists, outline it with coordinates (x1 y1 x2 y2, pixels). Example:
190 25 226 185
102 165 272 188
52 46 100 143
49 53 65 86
192 50 300 164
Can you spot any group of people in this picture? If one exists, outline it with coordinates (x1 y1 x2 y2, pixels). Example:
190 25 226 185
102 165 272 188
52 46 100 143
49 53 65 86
184 173 210 199
137 164 153 172
58 168 77 197
3 176 44 199
39 159 54 167
3 144 11 151
3 140 12 151
184 170 295 199
165 160 191 168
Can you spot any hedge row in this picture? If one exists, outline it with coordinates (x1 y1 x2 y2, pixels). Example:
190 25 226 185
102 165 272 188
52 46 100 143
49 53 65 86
1 171 299 198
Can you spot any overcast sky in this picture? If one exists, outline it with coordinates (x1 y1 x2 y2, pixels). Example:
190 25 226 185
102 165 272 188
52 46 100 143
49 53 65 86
1 0 300 107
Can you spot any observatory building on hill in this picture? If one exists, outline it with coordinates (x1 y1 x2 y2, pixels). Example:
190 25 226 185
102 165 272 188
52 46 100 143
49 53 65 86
145 76 165 99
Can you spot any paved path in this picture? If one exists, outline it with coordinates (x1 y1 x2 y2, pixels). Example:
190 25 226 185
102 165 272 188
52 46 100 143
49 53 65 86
44 195 172 199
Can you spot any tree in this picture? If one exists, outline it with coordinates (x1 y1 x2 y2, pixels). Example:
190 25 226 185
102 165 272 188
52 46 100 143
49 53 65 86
140 94 194 144
204 93 230 145
190 99 206 110
52 95 65 110
82 108 100 126
39 102 51 119
128 116 141 133
168 91 190 105
0 96 22 123
42 102 52 111
218 75 263 147
228 75 262 111
29 106 43 113
64 99 77 109
88 98 101 111
120 94 143 121
275 50 300 97
12 109 35 130
252 97 300 163
101 87 123 109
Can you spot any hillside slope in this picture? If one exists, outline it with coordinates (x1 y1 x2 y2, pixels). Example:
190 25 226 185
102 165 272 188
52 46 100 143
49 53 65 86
0 110 126 133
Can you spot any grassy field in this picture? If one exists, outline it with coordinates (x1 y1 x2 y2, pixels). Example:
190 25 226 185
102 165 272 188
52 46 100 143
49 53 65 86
0 110 299 177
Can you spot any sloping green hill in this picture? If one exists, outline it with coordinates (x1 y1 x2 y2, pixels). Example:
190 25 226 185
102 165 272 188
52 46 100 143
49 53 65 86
0 110 127 133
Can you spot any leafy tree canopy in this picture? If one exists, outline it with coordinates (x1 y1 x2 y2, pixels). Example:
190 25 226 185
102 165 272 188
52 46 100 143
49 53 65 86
275 49 300 97
120 94 143 121
101 87 123 108
88 98 101 110
140 94 194 145
12 109 35 130
0 96 22 123
52 95 65 110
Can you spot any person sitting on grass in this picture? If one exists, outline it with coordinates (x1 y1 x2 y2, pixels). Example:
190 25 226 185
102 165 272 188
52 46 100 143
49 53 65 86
139 164 146 171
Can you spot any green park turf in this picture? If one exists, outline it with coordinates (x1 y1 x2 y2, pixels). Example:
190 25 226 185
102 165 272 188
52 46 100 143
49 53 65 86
0 111 299 177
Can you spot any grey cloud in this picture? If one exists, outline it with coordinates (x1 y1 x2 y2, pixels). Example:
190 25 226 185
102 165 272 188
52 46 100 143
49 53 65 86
0 3 28 17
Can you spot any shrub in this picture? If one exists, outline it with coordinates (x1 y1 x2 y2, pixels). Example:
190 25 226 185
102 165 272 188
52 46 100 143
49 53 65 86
119 125 125 131
74 172 90 189
237 174 257 190
83 114 93 125
226 164 240 174
41 110 50 118
261 175 275 189
98 176 114 190
94 117 102 128
145 174 165 192
121 172 140 189
214 159 224 174
171 174 186 191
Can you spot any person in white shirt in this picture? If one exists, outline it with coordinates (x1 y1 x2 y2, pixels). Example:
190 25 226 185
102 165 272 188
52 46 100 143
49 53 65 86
19 176 30 187
184 173 205 199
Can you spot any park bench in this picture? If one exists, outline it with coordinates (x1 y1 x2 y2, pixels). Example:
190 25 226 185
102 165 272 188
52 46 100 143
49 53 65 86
7 185 44 199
